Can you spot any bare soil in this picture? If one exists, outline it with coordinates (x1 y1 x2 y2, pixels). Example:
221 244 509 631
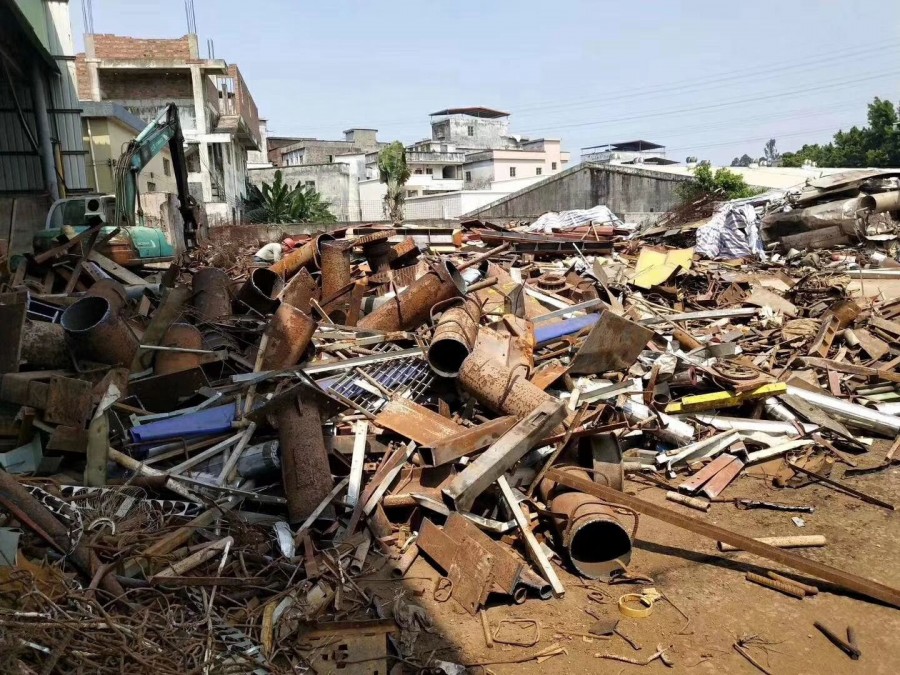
363 439 900 674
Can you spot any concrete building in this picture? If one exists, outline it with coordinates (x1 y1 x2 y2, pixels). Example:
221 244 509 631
429 107 517 151
75 32 261 226
247 119 272 169
581 140 677 166
1 0 89 252
463 139 569 189
80 101 176 195
268 129 384 168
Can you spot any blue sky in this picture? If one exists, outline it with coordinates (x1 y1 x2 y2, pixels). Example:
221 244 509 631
72 0 900 165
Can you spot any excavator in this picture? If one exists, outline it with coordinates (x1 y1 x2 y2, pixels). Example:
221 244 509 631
32 103 202 266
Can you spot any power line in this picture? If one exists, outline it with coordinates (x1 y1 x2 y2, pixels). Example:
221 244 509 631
519 69 900 135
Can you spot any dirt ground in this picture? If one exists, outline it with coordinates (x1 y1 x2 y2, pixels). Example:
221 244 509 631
360 438 900 674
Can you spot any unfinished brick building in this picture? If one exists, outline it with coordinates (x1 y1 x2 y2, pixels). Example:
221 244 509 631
76 33 260 226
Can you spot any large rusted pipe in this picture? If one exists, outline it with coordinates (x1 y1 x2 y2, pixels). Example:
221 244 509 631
61 296 138 367
155 323 204 375
550 490 632 580
260 302 317 370
21 320 70 369
428 298 481 378
320 240 352 303
234 268 283 315
85 279 128 315
277 398 333 523
192 268 232 321
269 233 335 279
359 261 467 332
459 353 563 421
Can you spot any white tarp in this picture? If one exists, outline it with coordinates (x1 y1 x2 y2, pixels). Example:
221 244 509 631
525 205 623 233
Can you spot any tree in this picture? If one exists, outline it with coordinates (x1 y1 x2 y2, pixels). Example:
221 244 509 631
377 142 410 225
763 138 780 165
730 153 753 167
782 97 900 168
243 171 336 224
676 164 760 204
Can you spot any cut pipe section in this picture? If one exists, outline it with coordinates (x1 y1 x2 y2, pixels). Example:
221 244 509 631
260 302 317 370
155 323 204 375
359 261 467 332
277 398 333 523
61 296 138 367
235 268 283 315
192 267 232 322
428 298 482 377
269 233 334 279
459 353 564 421
320 240 352 303
550 490 632 580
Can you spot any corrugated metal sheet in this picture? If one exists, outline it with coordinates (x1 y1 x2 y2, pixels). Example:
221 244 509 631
0 74 43 192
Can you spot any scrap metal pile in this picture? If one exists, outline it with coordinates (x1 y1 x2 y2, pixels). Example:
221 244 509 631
1 214 899 673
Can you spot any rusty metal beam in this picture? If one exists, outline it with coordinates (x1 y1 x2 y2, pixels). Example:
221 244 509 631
546 468 900 609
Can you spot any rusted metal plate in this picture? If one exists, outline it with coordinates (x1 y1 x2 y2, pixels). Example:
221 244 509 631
0 299 26 374
424 415 517 466
529 361 569 390
44 376 93 427
444 513 523 596
299 619 397 675
700 456 744 498
568 312 654 375
447 538 494 615
417 518 458 572
46 425 90 453
374 398 464 447
679 453 738 494
854 328 889 360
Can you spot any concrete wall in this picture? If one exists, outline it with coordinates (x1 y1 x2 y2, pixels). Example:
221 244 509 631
248 164 350 221
465 163 692 222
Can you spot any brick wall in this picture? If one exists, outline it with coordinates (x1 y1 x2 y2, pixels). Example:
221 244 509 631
75 55 90 99
91 34 194 60
98 71 193 100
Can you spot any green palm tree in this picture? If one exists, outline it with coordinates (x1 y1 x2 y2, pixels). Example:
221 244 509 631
377 142 410 225
244 170 337 224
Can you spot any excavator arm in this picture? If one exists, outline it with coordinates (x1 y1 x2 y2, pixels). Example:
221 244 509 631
114 103 200 249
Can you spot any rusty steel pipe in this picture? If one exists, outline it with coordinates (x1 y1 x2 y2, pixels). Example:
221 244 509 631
21 319 70 369
428 298 482 378
459 353 564 421
456 243 510 271
277 398 333 523
192 268 232 321
155 323 204 375
85 278 128 315
269 233 335 279
260 302 317 370
550 490 633 580
61 296 138 367
234 268 283 315
359 261 467 332
320 240 352 303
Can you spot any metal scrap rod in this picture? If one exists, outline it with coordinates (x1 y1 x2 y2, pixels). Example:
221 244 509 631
545 468 900 608
787 462 895 511
456 243 510 271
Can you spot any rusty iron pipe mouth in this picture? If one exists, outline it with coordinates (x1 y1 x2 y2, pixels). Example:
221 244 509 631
442 260 467 296
61 295 111 333
250 268 283 299
512 586 528 604
428 339 471 378
568 517 632 579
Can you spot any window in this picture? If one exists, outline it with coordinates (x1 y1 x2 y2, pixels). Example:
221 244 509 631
509 167 516 177
147 181 157 191
465 171 472 181
326 155 333 163
440 144 448 152
425 168 433 175
467 125 474 136
305 181 316 189
551 162 557 170
163 158 172 176
536 167 542 176
414 169 423 175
